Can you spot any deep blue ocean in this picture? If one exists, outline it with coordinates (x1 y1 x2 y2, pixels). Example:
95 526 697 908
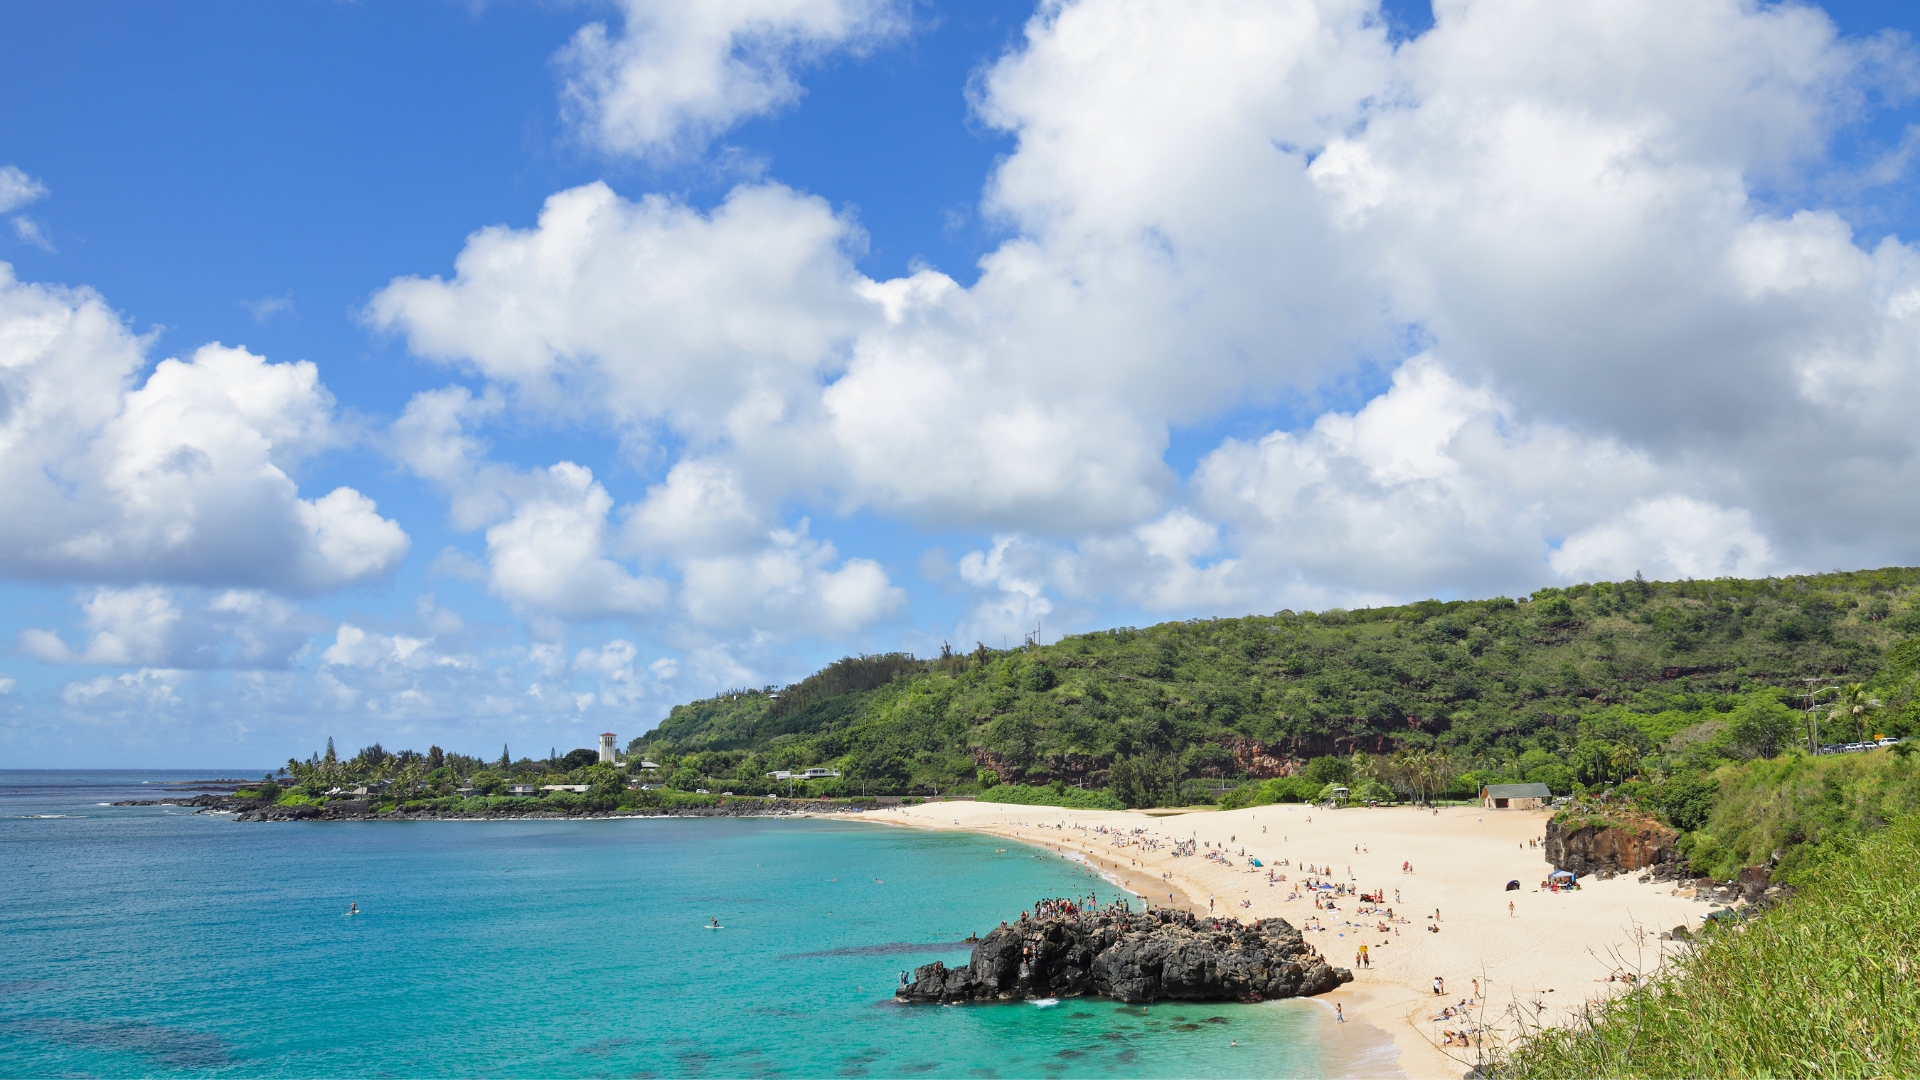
0 772 1391 1078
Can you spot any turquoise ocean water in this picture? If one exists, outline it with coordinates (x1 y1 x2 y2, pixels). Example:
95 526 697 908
0 772 1392 1077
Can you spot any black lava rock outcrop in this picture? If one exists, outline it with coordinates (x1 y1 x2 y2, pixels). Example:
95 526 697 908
897 908 1350 1005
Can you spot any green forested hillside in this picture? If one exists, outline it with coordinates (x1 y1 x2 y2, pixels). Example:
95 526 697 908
636 568 1920 803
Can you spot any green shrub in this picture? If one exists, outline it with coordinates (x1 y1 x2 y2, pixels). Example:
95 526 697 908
1648 772 1716 831
544 790 585 812
1503 813 1920 1078
977 783 1124 811
1301 756 1352 786
1219 775 1321 810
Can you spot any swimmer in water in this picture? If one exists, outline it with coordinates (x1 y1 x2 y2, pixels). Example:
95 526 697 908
347 902 358 916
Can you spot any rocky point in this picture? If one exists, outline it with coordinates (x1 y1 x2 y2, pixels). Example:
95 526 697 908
896 906 1351 1005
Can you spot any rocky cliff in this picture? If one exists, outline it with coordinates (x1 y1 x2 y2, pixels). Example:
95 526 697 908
1545 816 1680 876
896 908 1351 1005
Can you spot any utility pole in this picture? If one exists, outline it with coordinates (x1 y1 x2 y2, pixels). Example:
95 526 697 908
1803 678 1839 754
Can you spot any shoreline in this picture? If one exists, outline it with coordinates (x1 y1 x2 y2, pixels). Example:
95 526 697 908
113 793 880 821
852 800 1705 1080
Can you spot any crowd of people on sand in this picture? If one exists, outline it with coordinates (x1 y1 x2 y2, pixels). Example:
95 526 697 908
975 807 1564 1043
1428 985 1482 1047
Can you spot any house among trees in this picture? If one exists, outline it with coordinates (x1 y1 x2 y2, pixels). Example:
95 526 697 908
1481 782 1552 809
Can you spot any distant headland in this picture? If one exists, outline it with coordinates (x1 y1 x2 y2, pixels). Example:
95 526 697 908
112 735 936 821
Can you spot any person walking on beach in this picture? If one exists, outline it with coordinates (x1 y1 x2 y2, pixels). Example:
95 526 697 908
1433 976 1445 995
1509 900 1516 918
1334 1003 1345 1023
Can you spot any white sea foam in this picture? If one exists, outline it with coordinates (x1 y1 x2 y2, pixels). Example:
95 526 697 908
1029 998 1059 1008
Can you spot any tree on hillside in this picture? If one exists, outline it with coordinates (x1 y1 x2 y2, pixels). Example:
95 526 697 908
1728 699 1798 759
1108 752 1177 808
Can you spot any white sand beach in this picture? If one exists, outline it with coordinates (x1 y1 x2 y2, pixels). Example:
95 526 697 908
859 800 1701 1079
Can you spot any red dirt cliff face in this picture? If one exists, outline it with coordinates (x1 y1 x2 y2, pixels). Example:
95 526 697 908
1545 817 1679 875
1225 738 1299 780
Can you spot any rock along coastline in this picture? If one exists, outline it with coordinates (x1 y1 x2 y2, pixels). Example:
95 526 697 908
112 793 870 821
897 907 1352 1005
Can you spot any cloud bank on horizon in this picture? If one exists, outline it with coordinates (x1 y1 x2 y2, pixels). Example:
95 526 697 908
4 0 1920 764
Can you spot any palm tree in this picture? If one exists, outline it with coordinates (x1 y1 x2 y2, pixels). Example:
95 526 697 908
1827 683 1881 744
1608 744 1638 783
1386 749 1457 806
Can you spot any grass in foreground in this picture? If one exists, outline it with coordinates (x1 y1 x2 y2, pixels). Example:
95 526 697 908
1502 814 1920 1078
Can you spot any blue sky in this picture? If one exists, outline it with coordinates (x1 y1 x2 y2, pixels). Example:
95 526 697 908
5 0 1920 767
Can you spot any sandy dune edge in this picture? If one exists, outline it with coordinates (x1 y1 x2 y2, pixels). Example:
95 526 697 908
851 800 1701 1079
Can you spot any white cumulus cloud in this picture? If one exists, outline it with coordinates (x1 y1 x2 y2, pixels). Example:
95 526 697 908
0 266 408 592
485 462 671 620
21 586 311 669
556 0 907 158
372 0 1920 654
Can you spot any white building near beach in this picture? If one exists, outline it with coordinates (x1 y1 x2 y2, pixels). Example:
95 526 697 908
766 767 841 781
1481 782 1552 809
598 732 617 764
